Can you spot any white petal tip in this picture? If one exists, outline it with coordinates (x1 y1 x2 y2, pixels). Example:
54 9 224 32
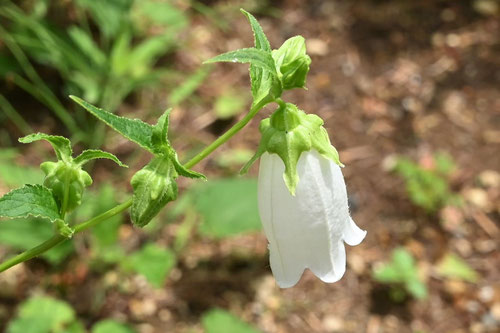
344 218 367 246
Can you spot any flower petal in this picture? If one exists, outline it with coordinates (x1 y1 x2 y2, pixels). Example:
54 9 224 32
344 217 367 246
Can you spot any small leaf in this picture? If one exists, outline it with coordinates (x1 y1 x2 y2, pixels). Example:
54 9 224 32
204 48 277 76
91 320 136 333
436 253 479 283
19 133 72 162
73 149 128 168
0 185 61 223
240 9 271 52
151 109 171 151
122 243 176 288
70 96 155 152
170 152 206 180
202 308 262 333
7 296 77 333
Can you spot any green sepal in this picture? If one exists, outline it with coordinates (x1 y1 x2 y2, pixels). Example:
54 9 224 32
73 149 128 168
241 103 342 195
41 161 93 212
55 219 74 238
272 36 311 90
130 155 178 227
19 133 72 162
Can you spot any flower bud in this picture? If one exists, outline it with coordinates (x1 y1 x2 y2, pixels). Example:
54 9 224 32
130 156 178 227
272 36 311 90
40 161 92 212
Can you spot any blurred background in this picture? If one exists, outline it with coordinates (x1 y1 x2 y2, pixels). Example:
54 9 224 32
0 0 499 332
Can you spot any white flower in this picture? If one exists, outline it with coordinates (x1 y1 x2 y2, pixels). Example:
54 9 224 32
258 150 366 288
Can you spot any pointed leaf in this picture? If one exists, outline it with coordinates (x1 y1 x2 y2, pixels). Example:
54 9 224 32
0 185 61 223
19 133 72 161
170 151 206 180
70 96 155 152
204 48 277 76
240 9 271 52
73 149 128 168
151 109 171 151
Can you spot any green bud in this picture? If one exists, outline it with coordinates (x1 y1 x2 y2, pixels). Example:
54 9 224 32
40 161 92 212
130 155 178 227
241 103 342 195
272 36 311 90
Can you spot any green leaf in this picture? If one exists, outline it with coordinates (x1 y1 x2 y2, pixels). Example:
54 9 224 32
151 109 171 151
68 26 106 67
168 66 211 106
122 243 176 288
170 152 206 180
91 320 136 333
0 218 74 264
70 96 155 152
436 253 479 283
214 92 247 119
7 296 77 333
19 133 72 162
73 149 128 168
192 178 261 238
405 279 428 300
240 9 271 52
0 185 61 223
204 48 277 76
202 308 262 333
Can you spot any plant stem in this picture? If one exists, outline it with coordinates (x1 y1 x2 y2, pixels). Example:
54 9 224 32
0 99 270 272
184 100 268 168
0 199 132 273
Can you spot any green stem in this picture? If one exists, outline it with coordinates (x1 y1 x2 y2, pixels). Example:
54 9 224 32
184 100 268 168
0 99 270 272
0 199 132 273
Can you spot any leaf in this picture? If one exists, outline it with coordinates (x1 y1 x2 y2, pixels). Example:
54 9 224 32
0 149 44 188
202 308 262 333
91 320 136 333
436 253 479 283
192 178 261 238
168 66 211 105
170 152 206 180
240 9 271 52
73 149 128 168
70 96 155 152
7 296 77 333
68 26 106 67
151 109 171 151
405 279 428 300
121 243 176 288
214 92 247 119
19 133 72 162
0 185 61 223
204 48 277 76
0 218 74 264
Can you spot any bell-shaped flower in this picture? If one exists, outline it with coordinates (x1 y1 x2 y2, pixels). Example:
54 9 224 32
258 150 366 288
242 102 366 288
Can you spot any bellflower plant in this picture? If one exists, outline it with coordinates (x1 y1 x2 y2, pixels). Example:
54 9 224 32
0 8 366 290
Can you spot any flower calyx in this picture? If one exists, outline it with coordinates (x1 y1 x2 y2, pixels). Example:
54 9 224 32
241 102 342 195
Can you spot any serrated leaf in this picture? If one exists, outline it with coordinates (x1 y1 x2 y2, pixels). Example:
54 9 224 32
73 149 128 168
240 9 271 52
19 133 72 162
202 308 262 333
70 96 155 152
204 48 277 76
0 185 61 223
121 243 176 288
